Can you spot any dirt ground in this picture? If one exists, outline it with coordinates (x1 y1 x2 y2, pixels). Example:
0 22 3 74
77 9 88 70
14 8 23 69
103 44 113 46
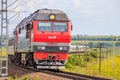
8 63 70 80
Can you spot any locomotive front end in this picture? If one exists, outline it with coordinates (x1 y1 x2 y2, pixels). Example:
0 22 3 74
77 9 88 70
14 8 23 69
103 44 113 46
32 9 72 69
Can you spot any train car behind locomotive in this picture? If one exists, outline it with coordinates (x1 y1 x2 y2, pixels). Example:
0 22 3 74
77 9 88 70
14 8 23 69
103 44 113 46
8 8 72 69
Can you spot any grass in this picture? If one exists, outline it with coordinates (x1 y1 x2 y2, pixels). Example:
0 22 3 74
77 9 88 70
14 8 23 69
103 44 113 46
9 76 28 80
65 54 120 80
71 40 119 45
8 76 40 80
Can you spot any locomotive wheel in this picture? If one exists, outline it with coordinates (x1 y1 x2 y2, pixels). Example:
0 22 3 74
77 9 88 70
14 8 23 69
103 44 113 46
33 62 37 69
14 52 21 65
24 52 36 69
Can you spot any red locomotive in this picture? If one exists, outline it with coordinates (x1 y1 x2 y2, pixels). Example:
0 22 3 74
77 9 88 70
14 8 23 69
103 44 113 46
8 8 72 69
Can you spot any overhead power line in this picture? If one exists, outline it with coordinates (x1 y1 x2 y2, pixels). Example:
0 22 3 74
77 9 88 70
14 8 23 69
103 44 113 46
8 0 27 20
8 10 27 13
8 12 20 20
0 0 22 13
19 0 32 6
11 0 24 11
7 0 18 8
8 0 34 29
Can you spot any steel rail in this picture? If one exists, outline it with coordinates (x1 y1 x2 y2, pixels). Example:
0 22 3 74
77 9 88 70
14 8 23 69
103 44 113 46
8 55 112 80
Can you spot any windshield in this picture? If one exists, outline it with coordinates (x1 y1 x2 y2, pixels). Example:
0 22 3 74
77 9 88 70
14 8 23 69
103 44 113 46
38 22 67 32
38 22 52 31
54 22 67 32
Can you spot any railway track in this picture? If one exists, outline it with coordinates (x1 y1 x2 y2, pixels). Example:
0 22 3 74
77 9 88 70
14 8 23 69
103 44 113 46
8 55 111 80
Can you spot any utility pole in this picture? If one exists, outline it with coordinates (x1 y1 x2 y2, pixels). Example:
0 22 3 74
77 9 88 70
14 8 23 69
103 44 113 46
98 43 104 76
112 43 114 68
85 44 88 70
0 0 8 77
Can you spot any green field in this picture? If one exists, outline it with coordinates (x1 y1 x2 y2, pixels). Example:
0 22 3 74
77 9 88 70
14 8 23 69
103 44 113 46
65 49 120 80
72 40 120 45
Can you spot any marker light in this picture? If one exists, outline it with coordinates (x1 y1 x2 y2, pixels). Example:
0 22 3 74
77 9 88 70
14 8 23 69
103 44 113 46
49 14 55 20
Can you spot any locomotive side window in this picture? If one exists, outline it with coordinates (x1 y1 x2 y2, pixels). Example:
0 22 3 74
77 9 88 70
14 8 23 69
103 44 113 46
26 24 30 31
54 22 67 32
13 31 15 35
26 23 33 31
22 26 24 30
71 24 73 30
38 22 52 31
19 28 21 34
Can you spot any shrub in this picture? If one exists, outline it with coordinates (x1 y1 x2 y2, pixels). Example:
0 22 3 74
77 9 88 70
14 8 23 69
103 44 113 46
90 52 97 58
8 77 14 80
21 76 29 80
84 57 90 62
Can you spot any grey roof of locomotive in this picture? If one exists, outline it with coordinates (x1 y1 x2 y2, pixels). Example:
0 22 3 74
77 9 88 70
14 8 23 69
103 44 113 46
16 8 70 28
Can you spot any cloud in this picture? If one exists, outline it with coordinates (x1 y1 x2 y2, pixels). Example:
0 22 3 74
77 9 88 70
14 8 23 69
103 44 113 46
26 1 34 12
40 5 49 8
26 0 44 12
73 0 82 8
14 6 21 12
48 0 53 4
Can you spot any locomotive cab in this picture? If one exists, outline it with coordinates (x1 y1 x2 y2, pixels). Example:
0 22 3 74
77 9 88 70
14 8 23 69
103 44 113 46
33 21 72 69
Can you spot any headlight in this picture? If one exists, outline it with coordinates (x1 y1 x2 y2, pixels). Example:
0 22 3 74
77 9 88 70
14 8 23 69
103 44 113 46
41 46 45 50
59 47 63 50
59 47 67 51
63 47 67 51
37 46 45 50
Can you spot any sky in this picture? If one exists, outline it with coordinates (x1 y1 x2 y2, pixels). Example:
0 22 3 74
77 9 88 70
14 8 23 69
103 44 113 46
1 0 120 35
